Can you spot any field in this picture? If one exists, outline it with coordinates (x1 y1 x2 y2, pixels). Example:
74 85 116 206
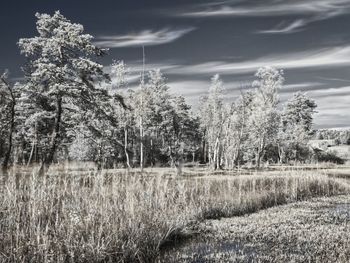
309 140 350 162
328 145 350 161
1 164 350 262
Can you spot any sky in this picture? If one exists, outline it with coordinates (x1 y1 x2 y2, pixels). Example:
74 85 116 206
1 0 350 129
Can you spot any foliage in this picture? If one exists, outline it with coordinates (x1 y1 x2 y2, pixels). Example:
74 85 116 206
314 150 345 164
0 11 327 170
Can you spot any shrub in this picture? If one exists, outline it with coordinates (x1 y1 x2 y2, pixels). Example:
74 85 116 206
315 151 345 164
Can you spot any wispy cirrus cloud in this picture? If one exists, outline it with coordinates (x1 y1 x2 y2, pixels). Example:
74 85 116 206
310 85 350 128
94 27 196 48
282 82 325 93
179 0 349 18
177 0 349 33
315 76 350 83
257 19 307 34
165 45 350 76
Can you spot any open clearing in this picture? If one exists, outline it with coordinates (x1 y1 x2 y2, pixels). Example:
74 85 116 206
1 165 350 262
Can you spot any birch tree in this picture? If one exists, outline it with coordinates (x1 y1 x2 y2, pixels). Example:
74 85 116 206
200 74 225 169
248 67 284 168
222 90 254 168
110 60 132 168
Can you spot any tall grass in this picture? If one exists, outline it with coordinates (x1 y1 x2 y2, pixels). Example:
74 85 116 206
0 167 349 262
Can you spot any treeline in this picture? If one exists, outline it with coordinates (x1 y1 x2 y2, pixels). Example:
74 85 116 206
199 70 318 169
0 11 320 173
314 129 350 145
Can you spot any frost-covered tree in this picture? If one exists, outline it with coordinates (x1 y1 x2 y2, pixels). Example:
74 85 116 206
200 74 225 169
132 74 154 168
248 67 284 168
222 90 254 168
283 92 317 133
18 11 111 172
108 60 132 168
128 69 201 172
166 95 199 175
279 92 317 162
68 128 95 162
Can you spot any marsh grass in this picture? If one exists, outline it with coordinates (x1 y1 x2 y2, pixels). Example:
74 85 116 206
0 166 349 262
164 195 350 262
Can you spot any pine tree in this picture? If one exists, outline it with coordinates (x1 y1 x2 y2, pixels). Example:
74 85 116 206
280 92 317 162
18 11 111 173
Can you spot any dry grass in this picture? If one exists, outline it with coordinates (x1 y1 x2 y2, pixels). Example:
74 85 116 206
0 166 349 262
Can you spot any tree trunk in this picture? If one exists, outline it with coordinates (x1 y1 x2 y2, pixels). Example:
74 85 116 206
124 128 131 169
2 98 15 172
150 138 154 167
256 151 261 169
213 137 219 170
39 96 62 175
168 146 174 168
256 137 266 169
234 124 244 167
139 116 144 172
278 144 284 164
27 141 35 167
175 158 183 176
202 132 207 163
27 122 37 166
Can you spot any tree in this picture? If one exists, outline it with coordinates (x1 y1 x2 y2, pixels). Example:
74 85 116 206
222 90 254 168
18 11 111 173
165 95 199 175
126 69 201 172
280 92 317 162
109 61 132 168
200 74 225 169
283 92 317 133
248 67 284 168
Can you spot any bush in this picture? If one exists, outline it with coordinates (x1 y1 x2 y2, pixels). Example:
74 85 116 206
315 151 345 164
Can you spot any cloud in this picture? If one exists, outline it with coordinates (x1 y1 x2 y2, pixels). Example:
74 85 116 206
257 19 307 34
282 82 325 93
315 76 350 83
179 0 349 18
168 79 250 97
177 0 349 33
169 80 208 96
94 27 196 48
165 45 350 76
309 85 350 98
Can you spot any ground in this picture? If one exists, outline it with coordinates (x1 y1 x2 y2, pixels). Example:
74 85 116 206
1 164 350 262
160 195 350 262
